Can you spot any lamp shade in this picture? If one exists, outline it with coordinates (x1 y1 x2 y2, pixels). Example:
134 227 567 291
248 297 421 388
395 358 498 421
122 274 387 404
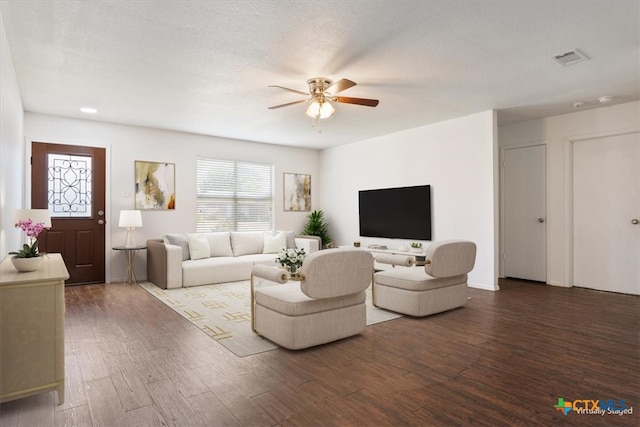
118 210 142 228
14 209 52 228
305 100 335 119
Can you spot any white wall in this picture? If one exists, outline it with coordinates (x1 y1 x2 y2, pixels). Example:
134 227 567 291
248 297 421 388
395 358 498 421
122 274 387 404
0 13 24 258
499 100 640 286
319 111 498 290
24 113 320 282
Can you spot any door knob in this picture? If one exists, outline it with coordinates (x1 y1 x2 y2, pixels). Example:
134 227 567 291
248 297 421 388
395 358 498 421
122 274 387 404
632 219 639 225
98 219 105 225
538 218 545 223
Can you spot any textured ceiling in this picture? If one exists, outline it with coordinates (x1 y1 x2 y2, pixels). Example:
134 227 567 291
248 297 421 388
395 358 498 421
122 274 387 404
1 0 639 149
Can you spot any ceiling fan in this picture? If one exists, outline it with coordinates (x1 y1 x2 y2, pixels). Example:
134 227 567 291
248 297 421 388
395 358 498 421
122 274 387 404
268 77 379 120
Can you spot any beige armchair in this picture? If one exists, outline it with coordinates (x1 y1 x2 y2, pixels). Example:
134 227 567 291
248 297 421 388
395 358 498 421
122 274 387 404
373 240 476 317
251 248 374 350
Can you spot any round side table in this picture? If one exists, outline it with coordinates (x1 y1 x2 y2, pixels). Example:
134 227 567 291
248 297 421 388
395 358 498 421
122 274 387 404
112 245 147 284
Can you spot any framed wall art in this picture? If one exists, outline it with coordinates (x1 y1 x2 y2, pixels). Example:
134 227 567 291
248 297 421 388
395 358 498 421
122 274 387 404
283 173 311 211
134 161 175 210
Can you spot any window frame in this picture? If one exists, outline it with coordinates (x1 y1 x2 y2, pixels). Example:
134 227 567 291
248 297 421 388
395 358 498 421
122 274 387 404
196 157 274 232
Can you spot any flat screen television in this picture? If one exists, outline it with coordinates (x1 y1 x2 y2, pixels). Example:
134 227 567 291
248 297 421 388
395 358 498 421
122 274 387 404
359 185 431 240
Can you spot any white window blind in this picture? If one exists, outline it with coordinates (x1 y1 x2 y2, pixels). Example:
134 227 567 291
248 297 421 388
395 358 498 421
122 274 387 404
196 158 273 232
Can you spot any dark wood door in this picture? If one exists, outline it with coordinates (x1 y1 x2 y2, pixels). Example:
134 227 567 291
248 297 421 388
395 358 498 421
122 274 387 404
31 142 106 285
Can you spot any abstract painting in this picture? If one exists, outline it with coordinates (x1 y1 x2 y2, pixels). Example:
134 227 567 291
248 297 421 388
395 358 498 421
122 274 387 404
283 173 311 211
135 161 175 210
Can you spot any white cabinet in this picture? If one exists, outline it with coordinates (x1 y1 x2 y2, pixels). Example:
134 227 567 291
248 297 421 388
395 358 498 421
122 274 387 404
0 253 69 404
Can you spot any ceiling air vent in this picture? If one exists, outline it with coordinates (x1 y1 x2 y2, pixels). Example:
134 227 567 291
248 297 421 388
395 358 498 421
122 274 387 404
553 49 589 66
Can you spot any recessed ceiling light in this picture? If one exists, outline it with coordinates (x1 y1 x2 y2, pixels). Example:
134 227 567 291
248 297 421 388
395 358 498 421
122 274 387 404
80 107 98 114
598 96 613 104
572 102 585 109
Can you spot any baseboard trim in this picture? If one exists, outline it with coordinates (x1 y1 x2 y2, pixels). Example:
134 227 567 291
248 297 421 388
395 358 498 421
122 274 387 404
547 281 571 288
469 282 499 291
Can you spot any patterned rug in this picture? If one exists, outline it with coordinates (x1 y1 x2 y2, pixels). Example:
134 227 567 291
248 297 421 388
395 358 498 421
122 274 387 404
139 280 402 357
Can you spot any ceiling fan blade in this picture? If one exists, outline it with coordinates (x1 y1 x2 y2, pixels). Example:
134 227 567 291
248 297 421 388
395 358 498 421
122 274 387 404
268 99 308 109
328 78 356 94
268 85 309 96
334 96 379 107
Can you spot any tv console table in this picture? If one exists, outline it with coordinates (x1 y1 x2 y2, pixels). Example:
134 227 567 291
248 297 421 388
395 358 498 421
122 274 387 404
341 245 427 267
0 253 69 405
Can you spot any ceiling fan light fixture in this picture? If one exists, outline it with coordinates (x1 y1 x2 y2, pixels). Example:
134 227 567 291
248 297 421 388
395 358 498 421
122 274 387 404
269 77 378 127
305 99 335 119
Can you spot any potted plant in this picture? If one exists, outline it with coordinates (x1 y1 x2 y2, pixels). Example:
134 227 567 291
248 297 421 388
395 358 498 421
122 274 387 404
9 218 49 272
302 210 332 248
410 242 423 253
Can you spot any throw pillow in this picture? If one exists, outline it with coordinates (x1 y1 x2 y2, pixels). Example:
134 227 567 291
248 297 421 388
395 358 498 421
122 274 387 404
277 230 296 249
231 231 264 256
263 231 287 254
204 232 234 257
187 233 210 260
287 231 297 248
165 234 190 261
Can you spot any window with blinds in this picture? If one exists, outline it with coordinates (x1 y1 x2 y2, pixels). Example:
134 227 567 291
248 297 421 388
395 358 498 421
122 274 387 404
196 158 274 232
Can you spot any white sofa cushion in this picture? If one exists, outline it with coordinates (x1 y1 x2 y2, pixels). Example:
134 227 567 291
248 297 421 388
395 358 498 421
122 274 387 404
231 231 264 256
204 232 234 257
263 231 287 254
241 253 278 267
182 253 276 287
187 233 210 260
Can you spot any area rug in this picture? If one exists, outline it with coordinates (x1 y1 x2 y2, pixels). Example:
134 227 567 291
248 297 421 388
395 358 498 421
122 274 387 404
139 280 401 357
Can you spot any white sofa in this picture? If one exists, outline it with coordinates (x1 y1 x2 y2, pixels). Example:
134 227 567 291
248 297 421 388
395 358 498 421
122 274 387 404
147 231 320 289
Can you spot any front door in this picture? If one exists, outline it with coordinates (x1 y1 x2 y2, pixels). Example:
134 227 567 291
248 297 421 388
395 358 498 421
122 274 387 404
503 144 546 282
31 142 106 285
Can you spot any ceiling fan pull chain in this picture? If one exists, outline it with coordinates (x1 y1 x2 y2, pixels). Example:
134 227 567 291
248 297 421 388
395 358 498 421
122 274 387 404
311 114 322 132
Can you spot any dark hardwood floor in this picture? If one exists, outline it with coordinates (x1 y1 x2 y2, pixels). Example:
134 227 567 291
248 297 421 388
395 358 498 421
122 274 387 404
1 278 638 426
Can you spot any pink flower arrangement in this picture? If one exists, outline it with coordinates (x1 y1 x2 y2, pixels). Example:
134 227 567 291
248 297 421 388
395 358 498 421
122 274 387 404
10 219 48 258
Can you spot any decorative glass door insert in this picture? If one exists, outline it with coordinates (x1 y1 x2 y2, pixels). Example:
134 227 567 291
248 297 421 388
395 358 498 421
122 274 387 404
47 153 92 217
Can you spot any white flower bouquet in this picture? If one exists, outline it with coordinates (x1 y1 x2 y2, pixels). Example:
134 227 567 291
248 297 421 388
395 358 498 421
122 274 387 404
275 247 306 274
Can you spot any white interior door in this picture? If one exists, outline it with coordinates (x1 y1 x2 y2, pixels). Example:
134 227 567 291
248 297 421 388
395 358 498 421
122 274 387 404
503 145 546 282
573 132 640 295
